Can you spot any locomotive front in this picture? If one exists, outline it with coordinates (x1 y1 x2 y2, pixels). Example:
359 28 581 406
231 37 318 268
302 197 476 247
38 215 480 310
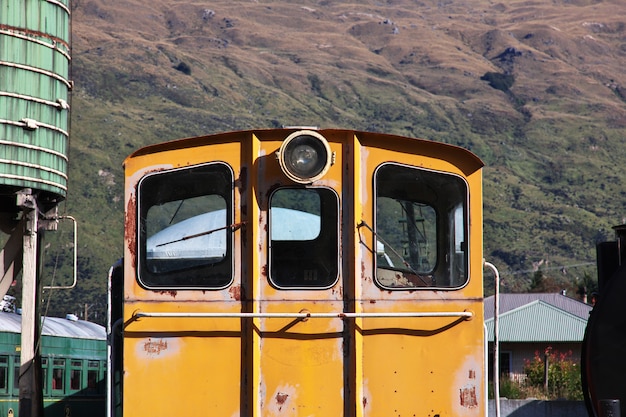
110 128 485 417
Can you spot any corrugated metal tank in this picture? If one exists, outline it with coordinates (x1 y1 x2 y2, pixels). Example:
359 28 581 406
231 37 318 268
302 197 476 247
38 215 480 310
0 0 71 209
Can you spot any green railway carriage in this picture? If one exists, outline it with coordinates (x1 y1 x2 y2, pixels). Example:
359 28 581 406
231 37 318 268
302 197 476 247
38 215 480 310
0 312 106 417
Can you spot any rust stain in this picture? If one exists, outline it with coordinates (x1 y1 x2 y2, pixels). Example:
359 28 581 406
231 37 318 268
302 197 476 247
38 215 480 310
363 397 368 408
459 386 478 408
229 285 241 301
0 24 70 49
157 290 177 298
275 392 288 411
469 369 476 379
361 261 372 282
125 194 137 266
261 264 268 277
144 339 168 355
236 167 247 192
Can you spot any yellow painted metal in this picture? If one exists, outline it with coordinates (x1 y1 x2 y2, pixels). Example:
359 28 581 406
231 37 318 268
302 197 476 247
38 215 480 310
350 133 485 417
122 139 245 416
121 129 485 417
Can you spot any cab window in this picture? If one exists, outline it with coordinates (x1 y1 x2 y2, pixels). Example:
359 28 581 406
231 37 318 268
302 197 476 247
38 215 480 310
138 163 233 288
375 163 468 289
269 188 339 288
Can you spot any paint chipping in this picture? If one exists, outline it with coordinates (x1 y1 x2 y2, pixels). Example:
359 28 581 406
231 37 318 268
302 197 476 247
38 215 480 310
157 290 177 298
125 195 137 266
363 397 368 408
468 369 476 379
229 285 241 301
459 386 478 408
275 392 288 411
237 167 247 192
0 23 70 49
261 264 268 277
144 339 168 355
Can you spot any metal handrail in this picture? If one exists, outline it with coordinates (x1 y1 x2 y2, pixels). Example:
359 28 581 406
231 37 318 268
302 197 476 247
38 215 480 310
44 216 77 290
131 311 473 320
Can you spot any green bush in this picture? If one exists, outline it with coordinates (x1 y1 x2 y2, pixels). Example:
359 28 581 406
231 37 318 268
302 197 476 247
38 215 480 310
499 377 524 399
480 72 515 92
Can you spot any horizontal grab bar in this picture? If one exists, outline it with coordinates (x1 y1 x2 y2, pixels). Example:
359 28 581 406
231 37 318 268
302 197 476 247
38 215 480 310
131 311 473 320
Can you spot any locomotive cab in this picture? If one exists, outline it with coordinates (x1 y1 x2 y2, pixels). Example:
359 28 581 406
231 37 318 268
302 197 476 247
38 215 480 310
109 129 485 417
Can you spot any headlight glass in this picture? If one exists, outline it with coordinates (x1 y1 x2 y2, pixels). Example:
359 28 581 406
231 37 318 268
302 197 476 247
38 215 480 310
278 131 332 183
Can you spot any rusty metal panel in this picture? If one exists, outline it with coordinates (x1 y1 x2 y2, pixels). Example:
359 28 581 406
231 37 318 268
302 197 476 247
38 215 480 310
0 0 71 201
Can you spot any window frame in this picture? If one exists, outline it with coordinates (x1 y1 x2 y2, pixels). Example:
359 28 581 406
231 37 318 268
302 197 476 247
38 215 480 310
373 162 470 291
137 162 235 290
69 359 82 393
268 186 340 290
0 356 8 395
51 358 66 395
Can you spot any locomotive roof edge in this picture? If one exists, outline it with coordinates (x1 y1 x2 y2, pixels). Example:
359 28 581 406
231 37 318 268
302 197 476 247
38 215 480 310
0 311 105 341
124 128 484 171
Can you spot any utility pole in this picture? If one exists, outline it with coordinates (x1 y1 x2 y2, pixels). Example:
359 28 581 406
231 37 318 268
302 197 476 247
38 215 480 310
17 190 43 417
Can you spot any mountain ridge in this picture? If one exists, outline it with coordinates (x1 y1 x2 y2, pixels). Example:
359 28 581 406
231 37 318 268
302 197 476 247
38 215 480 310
27 0 626 320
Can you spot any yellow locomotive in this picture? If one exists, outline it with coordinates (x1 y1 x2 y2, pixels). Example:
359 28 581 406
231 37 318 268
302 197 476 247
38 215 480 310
108 128 485 416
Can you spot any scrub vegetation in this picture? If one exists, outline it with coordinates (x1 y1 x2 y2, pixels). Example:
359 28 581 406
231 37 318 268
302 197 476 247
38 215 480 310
493 348 583 400
12 0 626 322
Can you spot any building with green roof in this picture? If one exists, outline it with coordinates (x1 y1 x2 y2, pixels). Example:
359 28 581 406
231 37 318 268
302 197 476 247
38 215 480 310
485 293 592 381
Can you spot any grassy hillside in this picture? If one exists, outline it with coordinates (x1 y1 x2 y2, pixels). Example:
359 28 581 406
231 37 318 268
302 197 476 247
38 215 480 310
22 0 626 321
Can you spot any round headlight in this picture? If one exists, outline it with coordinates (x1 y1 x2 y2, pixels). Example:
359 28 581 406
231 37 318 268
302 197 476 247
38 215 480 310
278 130 332 183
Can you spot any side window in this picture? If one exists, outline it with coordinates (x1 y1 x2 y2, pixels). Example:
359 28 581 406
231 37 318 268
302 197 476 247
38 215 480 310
87 361 99 393
52 359 65 393
41 357 48 394
12 362 19 395
269 188 339 288
375 163 468 289
70 360 82 391
138 163 234 288
0 356 8 394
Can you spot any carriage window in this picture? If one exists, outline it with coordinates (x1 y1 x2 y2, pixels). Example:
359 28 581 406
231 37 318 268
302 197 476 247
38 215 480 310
12 364 19 394
269 188 339 288
70 360 82 391
138 163 233 288
375 163 468 289
52 359 65 392
0 356 7 392
42 358 48 392
87 361 99 392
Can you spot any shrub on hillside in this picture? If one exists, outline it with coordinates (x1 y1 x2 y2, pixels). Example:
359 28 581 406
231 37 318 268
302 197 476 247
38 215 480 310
481 72 515 92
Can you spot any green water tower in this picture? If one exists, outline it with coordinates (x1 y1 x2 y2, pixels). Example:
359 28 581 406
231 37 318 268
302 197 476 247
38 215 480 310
0 0 72 216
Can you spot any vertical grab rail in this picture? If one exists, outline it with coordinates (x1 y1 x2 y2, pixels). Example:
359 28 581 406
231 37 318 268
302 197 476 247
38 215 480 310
484 260 501 417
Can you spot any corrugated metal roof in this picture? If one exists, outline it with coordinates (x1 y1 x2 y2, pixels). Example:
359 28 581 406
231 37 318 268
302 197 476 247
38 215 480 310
484 293 592 320
485 300 588 342
0 312 105 340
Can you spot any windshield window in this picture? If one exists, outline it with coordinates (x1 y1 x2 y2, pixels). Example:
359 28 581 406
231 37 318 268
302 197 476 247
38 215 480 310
269 188 339 288
138 163 233 288
375 163 468 289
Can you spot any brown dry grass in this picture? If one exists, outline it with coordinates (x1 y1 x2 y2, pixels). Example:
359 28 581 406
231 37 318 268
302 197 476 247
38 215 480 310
48 0 626 316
